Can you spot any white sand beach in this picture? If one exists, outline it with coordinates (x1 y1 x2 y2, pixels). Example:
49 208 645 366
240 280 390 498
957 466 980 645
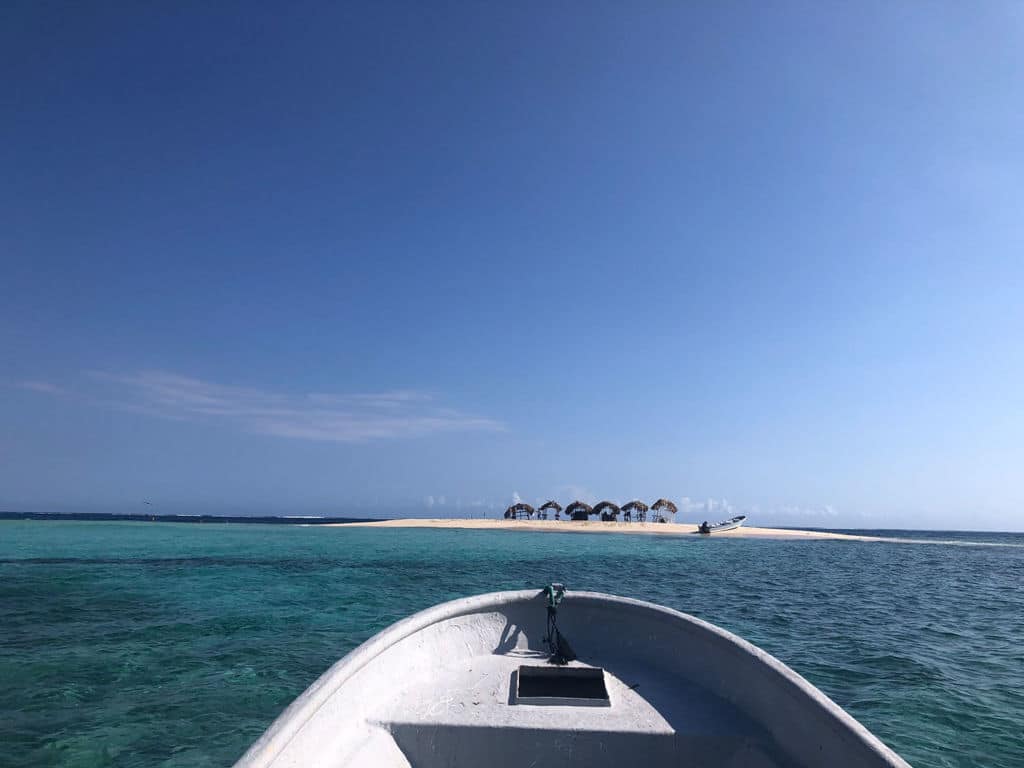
334 518 886 541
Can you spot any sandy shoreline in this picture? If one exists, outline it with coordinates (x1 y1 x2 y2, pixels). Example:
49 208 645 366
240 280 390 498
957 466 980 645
332 518 886 541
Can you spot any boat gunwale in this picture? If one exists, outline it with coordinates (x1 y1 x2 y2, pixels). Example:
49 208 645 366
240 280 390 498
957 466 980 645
233 589 909 768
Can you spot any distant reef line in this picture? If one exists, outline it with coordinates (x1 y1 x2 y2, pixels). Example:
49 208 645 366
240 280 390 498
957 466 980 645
0 511 383 525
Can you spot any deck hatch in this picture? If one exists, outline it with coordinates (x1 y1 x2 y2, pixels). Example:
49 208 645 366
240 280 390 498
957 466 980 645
513 665 610 706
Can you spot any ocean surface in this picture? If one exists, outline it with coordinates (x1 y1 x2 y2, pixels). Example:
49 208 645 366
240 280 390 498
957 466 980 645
1 521 1022 767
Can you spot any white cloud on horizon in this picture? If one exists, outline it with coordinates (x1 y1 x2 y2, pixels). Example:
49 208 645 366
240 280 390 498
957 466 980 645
759 504 841 521
20 370 503 443
296 491 848 524
675 497 847 524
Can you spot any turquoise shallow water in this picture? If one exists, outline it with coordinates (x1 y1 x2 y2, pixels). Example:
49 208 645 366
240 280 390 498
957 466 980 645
1 521 1022 767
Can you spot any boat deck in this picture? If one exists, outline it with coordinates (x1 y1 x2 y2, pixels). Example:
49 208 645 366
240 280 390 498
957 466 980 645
374 651 790 768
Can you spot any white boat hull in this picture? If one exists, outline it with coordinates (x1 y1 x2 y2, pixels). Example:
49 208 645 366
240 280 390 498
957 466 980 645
700 515 747 533
235 590 909 768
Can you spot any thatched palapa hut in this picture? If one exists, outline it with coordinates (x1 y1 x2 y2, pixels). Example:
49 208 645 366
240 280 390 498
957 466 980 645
565 500 593 521
651 498 678 523
504 502 536 520
621 500 648 523
592 501 621 521
538 500 562 520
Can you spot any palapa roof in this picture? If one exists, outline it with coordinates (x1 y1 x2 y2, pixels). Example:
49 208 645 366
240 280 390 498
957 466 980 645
651 498 678 514
592 501 621 516
538 500 563 512
565 500 593 516
504 502 536 517
621 500 649 513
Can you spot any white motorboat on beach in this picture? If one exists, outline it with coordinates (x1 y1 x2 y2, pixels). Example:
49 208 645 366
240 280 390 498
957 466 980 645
235 587 909 768
698 515 748 534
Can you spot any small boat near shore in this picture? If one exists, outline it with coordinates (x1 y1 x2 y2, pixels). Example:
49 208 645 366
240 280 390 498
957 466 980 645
698 514 748 534
235 588 909 768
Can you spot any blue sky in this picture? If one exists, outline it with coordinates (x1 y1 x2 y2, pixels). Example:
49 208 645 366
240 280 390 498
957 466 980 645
2 3 1022 529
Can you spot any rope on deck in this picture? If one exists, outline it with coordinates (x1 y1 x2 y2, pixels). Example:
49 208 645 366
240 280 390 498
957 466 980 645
541 583 577 665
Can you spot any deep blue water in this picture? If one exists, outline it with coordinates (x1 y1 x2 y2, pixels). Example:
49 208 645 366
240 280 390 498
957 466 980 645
1 521 1022 767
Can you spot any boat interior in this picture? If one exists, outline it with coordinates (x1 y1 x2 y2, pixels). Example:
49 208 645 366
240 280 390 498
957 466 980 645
237 591 906 768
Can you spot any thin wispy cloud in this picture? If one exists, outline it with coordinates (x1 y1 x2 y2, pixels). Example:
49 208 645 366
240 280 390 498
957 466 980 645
16 380 67 395
22 370 502 442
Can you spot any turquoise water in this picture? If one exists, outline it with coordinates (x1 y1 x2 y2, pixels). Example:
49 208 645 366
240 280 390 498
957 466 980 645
2 522 1022 767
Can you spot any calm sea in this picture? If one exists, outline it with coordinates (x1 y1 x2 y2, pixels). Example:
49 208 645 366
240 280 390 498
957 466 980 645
1 520 1022 767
